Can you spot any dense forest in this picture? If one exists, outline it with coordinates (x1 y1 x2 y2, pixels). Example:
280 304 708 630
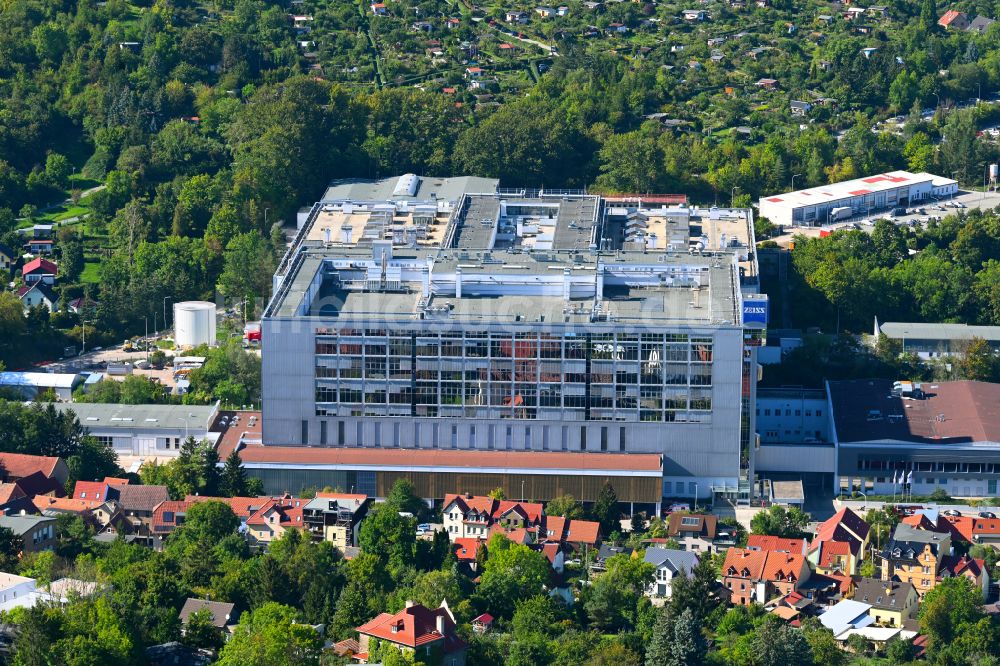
2 0 1000 368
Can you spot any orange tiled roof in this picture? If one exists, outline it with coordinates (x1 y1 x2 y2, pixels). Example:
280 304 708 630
0 453 61 480
453 538 481 561
356 604 465 652
747 535 806 553
724 548 806 582
32 496 102 513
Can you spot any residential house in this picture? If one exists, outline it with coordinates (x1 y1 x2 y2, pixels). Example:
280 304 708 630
556 5 569 15
722 548 811 605
0 486 29 516
21 258 57 285
756 78 779 89
179 598 239 635
808 507 870 575
302 493 370 550
791 100 813 116
17 283 58 313
868 5 888 16
67 297 98 314
605 22 628 34
370 3 387 15
644 548 698 599
245 497 306 545
24 239 53 256
592 543 633 572
879 523 952 598
0 515 56 554
505 10 529 23
967 15 995 33
117 484 170 543
853 578 918 627
971 517 1000 547
471 613 493 634
939 554 989 599
535 6 556 18
819 599 874 637
152 500 195 538
0 573 38 612
464 66 483 79
446 17 461 28
938 10 970 29
442 494 543 540
0 453 69 486
682 9 707 20
538 515 601 549
747 535 808 554
349 600 467 665
665 513 724 553
452 538 482 572
72 477 129 503
0 243 16 271
32 496 103 521
746 47 767 60
767 590 815 622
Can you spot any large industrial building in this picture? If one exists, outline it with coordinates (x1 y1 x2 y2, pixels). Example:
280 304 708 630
749 379 1000 500
758 171 958 227
259 175 767 505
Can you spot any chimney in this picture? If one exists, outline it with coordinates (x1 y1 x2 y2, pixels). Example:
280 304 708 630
405 600 416 608
455 267 462 298
436 614 446 635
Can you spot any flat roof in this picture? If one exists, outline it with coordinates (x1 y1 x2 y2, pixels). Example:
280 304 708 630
238 446 663 476
56 403 219 430
323 175 499 202
0 372 82 389
760 171 956 210
828 379 1000 445
880 322 1000 342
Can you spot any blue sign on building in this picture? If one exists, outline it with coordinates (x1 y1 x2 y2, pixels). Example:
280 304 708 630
742 297 768 326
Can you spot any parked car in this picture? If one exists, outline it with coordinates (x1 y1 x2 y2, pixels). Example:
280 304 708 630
942 509 962 517
667 503 691 513
979 511 997 519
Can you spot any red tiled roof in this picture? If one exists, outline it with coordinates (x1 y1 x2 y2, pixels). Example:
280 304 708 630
33 496 102 513
747 535 806 554
563 519 600 546
972 519 1000 536
818 540 852 569
215 411 262 458
104 477 130 486
238 446 662 473
0 484 26 505
938 9 965 25
246 498 305 528
22 258 56 275
540 542 561 565
940 555 985 579
812 507 869 549
472 613 494 624
940 515 975 542
183 495 272 519
666 513 718 539
356 604 465 652
153 500 194 532
0 453 62 480
73 481 112 501
453 538 481 561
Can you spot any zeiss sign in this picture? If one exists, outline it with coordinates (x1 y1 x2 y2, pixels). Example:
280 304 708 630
742 298 768 326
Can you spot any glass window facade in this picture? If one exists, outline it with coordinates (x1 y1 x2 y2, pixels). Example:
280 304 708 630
314 329 714 423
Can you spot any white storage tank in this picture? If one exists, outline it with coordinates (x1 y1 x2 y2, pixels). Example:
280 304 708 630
173 301 217 348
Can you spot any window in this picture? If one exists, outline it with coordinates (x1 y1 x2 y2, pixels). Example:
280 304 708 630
580 426 587 450
164 512 175 523
619 427 626 452
301 420 309 445
816 409 823 417
600 426 608 452
320 421 327 445
764 409 771 416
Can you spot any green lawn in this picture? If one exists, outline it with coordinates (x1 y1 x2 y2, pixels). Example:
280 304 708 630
80 261 102 284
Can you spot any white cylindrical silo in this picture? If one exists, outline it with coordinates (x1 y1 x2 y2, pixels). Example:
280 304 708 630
173 301 217 348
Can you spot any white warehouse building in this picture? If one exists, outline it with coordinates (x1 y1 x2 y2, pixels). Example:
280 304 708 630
758 171 958 227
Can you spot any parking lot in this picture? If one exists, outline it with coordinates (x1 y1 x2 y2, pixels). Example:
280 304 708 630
771 188 1000 246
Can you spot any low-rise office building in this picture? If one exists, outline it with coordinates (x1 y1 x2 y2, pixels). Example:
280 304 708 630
876 321 1000 359
759 170 957 227
302 493 370 549
56 403 221 461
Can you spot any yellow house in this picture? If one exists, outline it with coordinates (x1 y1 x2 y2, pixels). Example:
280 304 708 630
852 578 918 627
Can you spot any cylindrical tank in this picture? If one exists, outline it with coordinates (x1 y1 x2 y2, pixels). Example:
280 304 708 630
173 301 217 348
991 164 998 182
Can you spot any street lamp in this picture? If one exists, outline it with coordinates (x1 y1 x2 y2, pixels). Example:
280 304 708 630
694 482 699 511
177 415 193 440
791 173 802 191
858 490 867 512
163 297 172 335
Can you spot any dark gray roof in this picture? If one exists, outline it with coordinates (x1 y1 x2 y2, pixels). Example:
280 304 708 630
0 514 55 536
854 577 915 610
643 547 699 574
968 15 995 32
